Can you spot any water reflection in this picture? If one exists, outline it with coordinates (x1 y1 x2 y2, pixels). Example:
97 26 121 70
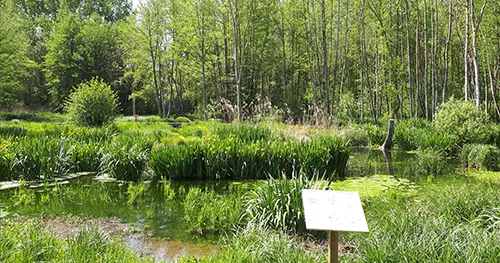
347 147 417 178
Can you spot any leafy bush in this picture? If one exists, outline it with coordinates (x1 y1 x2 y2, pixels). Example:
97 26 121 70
65 78 118 126
434 100 492 145
461 144 500 171
175 116 192 123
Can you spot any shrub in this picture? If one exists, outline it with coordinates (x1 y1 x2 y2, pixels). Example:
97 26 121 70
434 100 492 145
461 144 500 171
175 116 192 123
65 78 118 126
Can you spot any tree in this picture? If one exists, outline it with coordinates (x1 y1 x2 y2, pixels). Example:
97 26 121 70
0 1 32 110
45 10 125 110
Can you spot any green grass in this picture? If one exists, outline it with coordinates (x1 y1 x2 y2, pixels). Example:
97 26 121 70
183 187 244 234
0 219 153 263
356 182 500 262
178 223 326 263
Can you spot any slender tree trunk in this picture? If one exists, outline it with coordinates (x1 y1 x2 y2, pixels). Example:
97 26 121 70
405 0 413 118
470 0 488 108
321 0 330 114
442 0 452 104
415 0 419 118
423 0 429 120
489 59 500 118
464 0 470 101
230 0 242 120
332 0 341 114
201 23 207 120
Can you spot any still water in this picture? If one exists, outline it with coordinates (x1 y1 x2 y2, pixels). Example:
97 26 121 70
0 148 435 261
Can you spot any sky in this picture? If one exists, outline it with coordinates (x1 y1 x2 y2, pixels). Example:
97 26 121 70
132 0 143 10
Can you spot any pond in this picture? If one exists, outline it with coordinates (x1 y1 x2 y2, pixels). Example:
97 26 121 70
0 147 483 262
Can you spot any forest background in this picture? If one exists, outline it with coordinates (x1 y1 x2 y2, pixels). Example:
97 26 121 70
1 0 498 124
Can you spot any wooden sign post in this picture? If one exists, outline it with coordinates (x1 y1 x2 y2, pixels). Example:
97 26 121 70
302 190 369 263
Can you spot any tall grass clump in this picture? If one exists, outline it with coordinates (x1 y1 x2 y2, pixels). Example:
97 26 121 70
14 137 72 180
0 138 16 181
246 173 331 234
356 123 385 146
149 143 205 180
0 220 153 262
150 136 349 180
101 142 150 181
461 144 500 171
178 224 326 263
70 141 105 173
394 119 456 153
415 147 450 175
0 124 26 137
183 187 244 234
360 184 500 263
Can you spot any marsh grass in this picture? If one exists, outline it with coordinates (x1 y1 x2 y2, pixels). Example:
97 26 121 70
415 147 451 175
150 136 349 180
0 219 153 263
183 187 244 234
358 182 500 263
101 143 150 181
461 144 500 171
178 223 326 263
14 137 72 180
246 173 332 234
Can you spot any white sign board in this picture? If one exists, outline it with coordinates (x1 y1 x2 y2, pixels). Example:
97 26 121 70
302 189 369 232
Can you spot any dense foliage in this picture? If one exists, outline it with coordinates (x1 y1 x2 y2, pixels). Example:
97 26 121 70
2 0 500 124
434 100 492 145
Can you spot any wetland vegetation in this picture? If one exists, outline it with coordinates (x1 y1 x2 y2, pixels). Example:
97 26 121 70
0 109 499 262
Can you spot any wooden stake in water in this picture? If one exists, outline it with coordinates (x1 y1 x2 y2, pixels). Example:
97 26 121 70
328 231 339 263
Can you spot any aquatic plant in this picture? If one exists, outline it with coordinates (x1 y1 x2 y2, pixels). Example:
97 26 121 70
100 142 150 181
415 147 449 175
177 223 326 263
360 183 500 263
14 137 72 180
246 173 331 234
0 220 153 262
461 144 500 171
183 187 244 234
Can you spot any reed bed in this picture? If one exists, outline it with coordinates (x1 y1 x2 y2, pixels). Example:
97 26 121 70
0 121 349 182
